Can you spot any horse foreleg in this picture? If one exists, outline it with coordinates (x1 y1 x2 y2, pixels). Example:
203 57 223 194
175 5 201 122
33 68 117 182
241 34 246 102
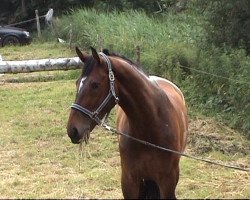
121 172 140 199
158 167 179 199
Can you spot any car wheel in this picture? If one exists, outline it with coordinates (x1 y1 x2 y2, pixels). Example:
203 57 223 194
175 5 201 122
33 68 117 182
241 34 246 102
3 36 20 46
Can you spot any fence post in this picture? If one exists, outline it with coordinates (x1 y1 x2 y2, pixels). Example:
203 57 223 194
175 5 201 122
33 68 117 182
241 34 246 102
35 9 41 39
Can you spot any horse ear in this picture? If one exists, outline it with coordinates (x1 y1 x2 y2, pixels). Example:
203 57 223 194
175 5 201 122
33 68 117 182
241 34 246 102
90 46 100 64
103 49 110 55
75 46 88 63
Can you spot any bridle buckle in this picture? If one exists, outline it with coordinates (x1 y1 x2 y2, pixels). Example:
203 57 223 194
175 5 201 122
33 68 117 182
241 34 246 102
109 71 115 81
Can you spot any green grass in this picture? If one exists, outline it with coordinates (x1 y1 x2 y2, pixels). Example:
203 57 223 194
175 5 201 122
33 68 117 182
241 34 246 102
0 42 75 61
0 79 249 199
0 81 121 198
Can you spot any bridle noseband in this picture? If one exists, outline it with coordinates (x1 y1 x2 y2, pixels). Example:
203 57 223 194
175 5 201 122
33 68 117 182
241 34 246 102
71 52 119 125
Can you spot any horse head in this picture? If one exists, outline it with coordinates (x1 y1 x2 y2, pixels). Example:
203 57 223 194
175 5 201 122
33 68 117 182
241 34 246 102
67 47 118 144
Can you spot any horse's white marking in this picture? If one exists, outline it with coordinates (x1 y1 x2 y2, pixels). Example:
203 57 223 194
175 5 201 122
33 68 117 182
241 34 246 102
78 77 87 93
149 75 185 104
149 76 180 92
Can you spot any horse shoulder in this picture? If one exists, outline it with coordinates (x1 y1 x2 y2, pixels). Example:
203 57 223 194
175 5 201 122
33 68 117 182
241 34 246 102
149 75 188 150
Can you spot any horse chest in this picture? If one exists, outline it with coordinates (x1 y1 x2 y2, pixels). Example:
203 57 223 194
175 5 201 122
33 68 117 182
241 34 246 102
119 137 170 165
120 145 171 180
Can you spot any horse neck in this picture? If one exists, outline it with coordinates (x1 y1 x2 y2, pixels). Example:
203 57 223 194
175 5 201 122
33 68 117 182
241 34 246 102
112 57 170 132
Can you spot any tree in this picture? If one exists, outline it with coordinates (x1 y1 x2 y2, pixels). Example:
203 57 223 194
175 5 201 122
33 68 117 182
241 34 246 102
0 0 189 27
21 0 27 17
203 0 250 53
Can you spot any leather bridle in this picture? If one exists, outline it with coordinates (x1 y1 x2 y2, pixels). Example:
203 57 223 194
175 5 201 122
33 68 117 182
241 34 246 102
70 52 119 125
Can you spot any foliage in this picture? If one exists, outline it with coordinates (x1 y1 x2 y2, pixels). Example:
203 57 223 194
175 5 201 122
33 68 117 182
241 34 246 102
197 0 250 53
0 0 186 27
57 8 202 56
186 47 250 134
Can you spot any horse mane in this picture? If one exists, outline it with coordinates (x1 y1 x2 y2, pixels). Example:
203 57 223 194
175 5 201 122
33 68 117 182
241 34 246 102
81 48 148 77
103 49 148 76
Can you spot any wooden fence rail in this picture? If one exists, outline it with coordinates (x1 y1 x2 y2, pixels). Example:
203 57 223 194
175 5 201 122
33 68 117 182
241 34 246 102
0 57 83 74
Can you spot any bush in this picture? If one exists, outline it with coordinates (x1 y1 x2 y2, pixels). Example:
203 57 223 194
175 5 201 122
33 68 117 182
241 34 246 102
188 47 250 134
200 0 250 54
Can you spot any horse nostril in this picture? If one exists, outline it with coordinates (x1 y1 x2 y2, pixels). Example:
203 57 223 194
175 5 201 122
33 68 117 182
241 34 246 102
68 126 80 144
72 127 78 137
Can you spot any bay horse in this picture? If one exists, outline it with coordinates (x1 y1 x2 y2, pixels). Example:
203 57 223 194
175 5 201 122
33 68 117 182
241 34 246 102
67 47 188 199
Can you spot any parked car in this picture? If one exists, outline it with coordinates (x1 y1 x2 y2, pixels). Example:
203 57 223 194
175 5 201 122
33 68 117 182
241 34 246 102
0 26 31 47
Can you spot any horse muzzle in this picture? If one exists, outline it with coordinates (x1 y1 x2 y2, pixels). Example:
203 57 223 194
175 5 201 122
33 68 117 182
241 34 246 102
67 125 90 144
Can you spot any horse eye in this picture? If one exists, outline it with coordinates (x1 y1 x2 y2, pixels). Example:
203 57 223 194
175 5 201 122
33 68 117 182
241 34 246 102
91 82 99 90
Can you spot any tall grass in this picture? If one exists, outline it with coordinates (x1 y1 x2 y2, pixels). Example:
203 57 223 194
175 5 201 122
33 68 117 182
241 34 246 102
57 9 202 63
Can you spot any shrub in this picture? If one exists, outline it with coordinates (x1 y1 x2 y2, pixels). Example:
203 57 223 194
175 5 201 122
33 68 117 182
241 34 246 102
199 0 250 54
189 47 250 134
